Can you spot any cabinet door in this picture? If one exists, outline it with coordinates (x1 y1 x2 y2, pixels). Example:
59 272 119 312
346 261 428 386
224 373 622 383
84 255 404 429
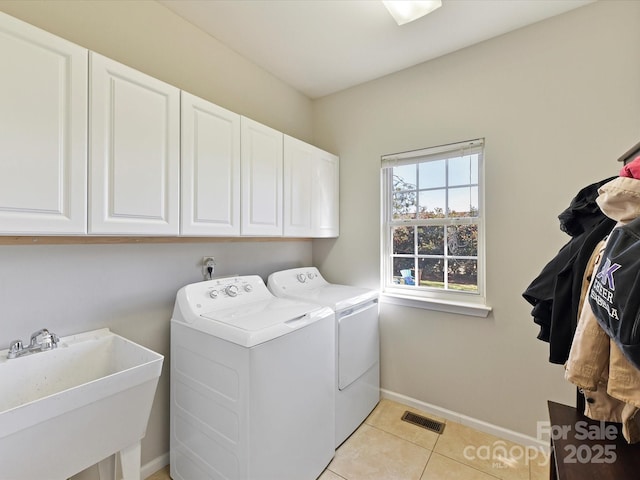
181 92 240 236
0 12 87 234
283 135 313 237
240 116 283 236
313 150 339 237
89 52 179 235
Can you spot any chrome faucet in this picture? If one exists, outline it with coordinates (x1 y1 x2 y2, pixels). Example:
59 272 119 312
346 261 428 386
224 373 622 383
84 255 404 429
7 328 59 359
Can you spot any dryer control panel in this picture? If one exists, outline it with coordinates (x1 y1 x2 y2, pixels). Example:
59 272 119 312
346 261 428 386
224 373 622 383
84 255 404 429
268 267 329 293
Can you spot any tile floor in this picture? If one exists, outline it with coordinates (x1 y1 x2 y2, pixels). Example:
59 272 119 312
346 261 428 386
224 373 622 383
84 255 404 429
149 399 549 480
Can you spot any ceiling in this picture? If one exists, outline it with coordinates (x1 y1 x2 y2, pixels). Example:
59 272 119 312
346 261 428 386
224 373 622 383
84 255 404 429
159 0 595 99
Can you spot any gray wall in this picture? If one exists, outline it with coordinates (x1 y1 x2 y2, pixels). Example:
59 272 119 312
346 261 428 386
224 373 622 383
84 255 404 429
313 0 640 437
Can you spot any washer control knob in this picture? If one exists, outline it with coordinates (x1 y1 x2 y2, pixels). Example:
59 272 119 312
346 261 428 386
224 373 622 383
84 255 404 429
297 273 307 283
209 290 219 299
225 284 239 297
244 284 253 292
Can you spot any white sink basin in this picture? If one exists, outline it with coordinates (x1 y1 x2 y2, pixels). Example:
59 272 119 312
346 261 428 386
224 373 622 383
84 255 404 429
0 328 163 480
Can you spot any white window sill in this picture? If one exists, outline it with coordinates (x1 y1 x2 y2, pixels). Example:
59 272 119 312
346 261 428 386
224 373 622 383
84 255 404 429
380 292 492 318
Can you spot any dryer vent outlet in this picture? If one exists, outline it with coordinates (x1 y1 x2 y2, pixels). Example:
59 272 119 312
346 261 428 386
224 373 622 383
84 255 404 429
401 411 445 434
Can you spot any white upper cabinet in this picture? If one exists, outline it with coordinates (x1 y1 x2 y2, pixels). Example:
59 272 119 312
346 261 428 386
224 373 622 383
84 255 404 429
313 149 340 238
283 135 339 238
89 52 180 235
0 12 339 239
181 92 241 236
240 116 283 236
0 12 88 234
283 135 314 237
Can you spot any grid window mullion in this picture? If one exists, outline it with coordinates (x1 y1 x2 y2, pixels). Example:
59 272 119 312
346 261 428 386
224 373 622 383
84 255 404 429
413 223 418 285
444 158 448 218
443 223 449 290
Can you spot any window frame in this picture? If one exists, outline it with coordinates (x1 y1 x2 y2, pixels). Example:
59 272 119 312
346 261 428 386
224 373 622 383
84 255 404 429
380 139 491 317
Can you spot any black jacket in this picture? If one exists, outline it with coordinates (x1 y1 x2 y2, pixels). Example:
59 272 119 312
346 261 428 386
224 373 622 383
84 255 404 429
523 177 616 364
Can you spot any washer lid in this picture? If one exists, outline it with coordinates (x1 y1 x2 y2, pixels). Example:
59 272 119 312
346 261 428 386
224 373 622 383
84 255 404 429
195 297 331 347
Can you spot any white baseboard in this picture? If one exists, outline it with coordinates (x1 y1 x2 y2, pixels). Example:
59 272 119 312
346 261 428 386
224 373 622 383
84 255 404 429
380 389 548 451
141 452 169 479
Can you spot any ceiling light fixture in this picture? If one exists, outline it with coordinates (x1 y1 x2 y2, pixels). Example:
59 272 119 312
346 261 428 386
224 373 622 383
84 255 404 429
382 0 442 26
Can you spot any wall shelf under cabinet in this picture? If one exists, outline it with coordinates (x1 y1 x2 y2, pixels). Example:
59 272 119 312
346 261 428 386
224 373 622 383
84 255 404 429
0 237 313 246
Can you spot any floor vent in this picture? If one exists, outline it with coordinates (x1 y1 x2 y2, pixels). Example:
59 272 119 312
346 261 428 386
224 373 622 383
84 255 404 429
401 411 445 434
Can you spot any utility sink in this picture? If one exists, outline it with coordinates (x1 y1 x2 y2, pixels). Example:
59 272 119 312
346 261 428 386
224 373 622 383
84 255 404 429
0 328 163 480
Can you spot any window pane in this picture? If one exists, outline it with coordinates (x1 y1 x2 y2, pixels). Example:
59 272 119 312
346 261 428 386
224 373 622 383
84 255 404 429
447 224 478 256
470 154 478 184
471 186 478 217
418 159 445 189
418 258 444 289
393 191 416 219
448 186 478 217
417 226 444 255
448 155 471 186
393 165 416 190
393 257 415 285
393 226 414 254
448 259 478 292
418 189 446 218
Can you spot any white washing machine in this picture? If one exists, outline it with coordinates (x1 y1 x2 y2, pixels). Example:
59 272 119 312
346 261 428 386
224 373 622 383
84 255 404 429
268 267 379 447
170 275 335 480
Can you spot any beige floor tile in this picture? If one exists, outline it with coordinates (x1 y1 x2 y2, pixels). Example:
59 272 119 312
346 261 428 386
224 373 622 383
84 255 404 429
329 423 431 480
433 421 529 480
145 465 170 480
365 399 445 450
420 452 501 480
319 468 347 480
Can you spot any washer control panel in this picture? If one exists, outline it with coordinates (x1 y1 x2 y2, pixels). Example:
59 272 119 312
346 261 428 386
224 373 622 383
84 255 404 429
181 275 272 314
206 278 260 300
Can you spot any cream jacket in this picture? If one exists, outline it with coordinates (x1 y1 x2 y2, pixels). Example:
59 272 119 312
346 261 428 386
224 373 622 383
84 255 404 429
565 176 640 443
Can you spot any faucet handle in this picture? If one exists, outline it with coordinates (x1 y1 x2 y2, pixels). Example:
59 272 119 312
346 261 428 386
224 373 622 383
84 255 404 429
29 328 48 347
7 340 23 359
29 328 59 350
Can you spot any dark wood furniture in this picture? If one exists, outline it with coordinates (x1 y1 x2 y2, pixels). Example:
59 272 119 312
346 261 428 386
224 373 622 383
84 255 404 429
548 401 640 479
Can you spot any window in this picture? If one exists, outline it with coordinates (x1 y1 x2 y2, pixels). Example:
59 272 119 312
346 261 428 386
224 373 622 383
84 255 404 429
381 139 490 316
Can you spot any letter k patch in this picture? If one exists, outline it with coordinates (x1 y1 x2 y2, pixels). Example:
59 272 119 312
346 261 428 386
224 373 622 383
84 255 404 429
596 257 621 290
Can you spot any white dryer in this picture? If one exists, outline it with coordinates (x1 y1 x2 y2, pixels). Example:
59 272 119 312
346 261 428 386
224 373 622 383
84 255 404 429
170 275 335 480
268 267 379 447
